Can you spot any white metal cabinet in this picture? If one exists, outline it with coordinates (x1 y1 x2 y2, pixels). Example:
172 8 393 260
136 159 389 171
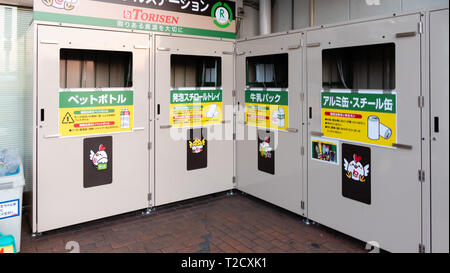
429 9 449 253
154 35 234 206
34 25 150 232
235 33 305 215
306 14 423 252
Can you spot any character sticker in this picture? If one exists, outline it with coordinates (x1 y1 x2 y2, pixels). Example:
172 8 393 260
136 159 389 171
89 144 108 170
311 137 339 165
257 130 275 175
189 138 206 154
84 136 113 188
342 143 371 204
187 128 207 171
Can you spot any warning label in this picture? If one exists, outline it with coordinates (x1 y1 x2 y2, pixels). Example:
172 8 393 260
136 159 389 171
59 89 133 137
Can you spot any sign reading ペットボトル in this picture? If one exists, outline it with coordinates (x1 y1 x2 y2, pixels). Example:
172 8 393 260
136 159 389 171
33 0 236 39
170 88 223 128
245 89 289 131
321 90 397 148
59 89 133 137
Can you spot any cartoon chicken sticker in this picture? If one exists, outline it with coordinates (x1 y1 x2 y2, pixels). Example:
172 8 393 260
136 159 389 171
90 144 108 170
344 154 370 182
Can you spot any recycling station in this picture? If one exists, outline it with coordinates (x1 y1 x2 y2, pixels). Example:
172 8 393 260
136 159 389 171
23 0 448 253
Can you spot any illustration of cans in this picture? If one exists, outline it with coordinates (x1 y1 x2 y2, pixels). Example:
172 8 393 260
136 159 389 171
368 115 392 140
379 123 392 139
368 115 380 140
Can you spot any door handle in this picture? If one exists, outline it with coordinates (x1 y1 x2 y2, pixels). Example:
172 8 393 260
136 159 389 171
132 127 145 132
44 134 61 139
160 125 172 129
392 143 413 150
311 131 323 137
157 47 170 51
287 128 298 133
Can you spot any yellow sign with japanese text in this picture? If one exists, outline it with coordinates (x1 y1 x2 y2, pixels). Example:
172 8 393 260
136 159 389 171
245 89 289 131
59 90 134 137
170 89 223 128
321 90 397 148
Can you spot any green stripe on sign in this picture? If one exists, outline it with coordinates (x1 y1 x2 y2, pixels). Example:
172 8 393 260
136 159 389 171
60 91 133 108
321 92 396 114
33 11 236 39
245 90 289 106
170 90 222 104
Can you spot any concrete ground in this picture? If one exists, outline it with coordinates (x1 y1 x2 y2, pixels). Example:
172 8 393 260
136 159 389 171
19 191 367 253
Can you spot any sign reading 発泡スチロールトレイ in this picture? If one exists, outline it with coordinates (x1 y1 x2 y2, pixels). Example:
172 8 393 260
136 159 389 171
170 89 223 128
59 89 133 137
321 90 397 148
245 89 289 131
33 0 236 39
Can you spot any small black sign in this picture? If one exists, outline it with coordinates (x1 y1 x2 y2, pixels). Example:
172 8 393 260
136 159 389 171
257 130 275 175
187 128 207 171
83 136 113 188
342 143 371 204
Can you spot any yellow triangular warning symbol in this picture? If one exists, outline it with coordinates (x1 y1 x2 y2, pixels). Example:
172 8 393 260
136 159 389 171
62 112 75 124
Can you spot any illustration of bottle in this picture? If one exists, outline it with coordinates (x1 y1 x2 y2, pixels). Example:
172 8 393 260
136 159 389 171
121 108 130 129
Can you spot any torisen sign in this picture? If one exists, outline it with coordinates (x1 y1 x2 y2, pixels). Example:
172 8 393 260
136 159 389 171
34 0 236 39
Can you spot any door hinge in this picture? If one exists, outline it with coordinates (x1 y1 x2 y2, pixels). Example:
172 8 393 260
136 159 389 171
148 142 152 150
418 170 425 183
301 201 305 210
148 193 152 201
419 243 425 253
148 92 152 99
301 146 305 156
232 176 236 183
418 96 425 108
300 92 305 101
232 90 236 97
233 133 236 140
418 21 423 34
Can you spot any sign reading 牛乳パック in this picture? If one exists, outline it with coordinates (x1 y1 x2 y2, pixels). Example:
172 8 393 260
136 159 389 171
170 89 223 128
321 90 397 148
33 0 236 39
245 89 289 131
59 89 133 137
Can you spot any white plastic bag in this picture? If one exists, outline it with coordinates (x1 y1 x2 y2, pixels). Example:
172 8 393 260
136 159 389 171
0 148 20 177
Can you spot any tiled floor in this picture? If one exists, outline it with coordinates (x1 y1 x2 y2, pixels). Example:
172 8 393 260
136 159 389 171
19 191 367 253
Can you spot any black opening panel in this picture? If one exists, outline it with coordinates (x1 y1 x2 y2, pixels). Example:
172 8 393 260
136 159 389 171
60 49 133 88
170 55 222 88
246 53 289 88
322 43 395 90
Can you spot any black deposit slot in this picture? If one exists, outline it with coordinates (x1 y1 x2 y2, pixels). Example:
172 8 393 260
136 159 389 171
40 109 45 121
309 107 312 119
157 104 160 115
434 117 439 133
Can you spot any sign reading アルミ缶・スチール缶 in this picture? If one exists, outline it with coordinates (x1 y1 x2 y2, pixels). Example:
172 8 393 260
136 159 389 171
33 0 236 39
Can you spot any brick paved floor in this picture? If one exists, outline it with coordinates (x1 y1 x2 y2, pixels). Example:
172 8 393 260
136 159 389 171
19 191 367 253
